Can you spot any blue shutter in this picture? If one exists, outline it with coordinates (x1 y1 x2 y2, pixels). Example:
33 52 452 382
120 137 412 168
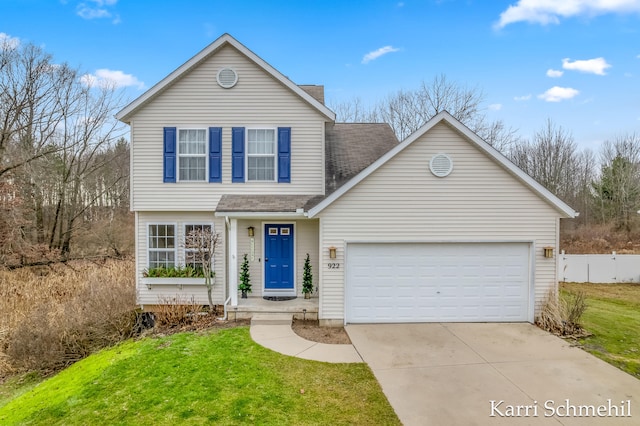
208 127 222 183
278 127 291 183
163 127 176 183
232 127 245 182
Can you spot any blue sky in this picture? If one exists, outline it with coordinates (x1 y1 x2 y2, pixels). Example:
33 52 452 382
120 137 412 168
2 0 640 150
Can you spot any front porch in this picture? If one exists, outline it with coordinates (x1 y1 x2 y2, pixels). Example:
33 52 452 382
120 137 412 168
229 296 319 321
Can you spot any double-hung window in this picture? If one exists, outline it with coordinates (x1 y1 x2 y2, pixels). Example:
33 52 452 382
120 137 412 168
184 224 213 271
178 129 206 181
247 128 276 181
148 224 176 269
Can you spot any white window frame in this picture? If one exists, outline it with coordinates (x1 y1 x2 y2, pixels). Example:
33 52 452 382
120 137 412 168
183 223 215 271
177 128 207 182
246 127 277 182
147 223 177 270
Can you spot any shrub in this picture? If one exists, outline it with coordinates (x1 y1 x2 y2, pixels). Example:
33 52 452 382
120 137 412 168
0 259 137 376
143 265 212 278
536 288 588 337
154 296 206 327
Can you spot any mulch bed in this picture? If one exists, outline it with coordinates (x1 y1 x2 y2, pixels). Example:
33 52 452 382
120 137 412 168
291 319 351 344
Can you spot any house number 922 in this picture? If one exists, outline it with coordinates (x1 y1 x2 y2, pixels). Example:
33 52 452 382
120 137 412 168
327 263 340 269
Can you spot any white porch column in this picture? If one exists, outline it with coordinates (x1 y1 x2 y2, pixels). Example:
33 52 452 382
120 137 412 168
229 218 238 306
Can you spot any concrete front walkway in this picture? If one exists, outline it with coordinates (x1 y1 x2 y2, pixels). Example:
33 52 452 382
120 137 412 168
346 323 640 426
249 313 362 363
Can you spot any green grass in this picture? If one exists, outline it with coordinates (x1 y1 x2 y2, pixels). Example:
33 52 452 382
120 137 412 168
0 327 399 425
0 372 44 408
561 282 640 379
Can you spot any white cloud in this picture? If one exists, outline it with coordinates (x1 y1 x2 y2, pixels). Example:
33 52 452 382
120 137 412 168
495 0 640 29
81 68 144 89
562 57 611 75
546 69 564 78
77 6 109 19
77 0 119 22
362 46 400 64
538 86 580 102
488 103 503 111
0 32 20 50
514 94 532 101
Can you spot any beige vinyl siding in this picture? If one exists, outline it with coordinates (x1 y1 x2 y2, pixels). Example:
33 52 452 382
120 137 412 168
295 220 320 297
318 122 561 321
235 219 319 297
130 44 327 211
136 211 226 306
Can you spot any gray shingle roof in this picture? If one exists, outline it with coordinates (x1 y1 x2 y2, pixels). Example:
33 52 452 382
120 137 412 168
325 123 398 195
216 122 398 213
298 85 325 104
216 194 322 213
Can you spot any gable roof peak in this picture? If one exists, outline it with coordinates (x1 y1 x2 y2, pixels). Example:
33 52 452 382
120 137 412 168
116 33 335 122
309 111 576 218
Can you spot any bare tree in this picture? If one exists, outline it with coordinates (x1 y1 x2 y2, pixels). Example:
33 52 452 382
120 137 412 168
0 39 129 265
570 149 597 225
330 74 519 152
328 97 376 123
46 78 125 255
592 133 640 231
0 40 76 178
510 119 585 202
184 226 220 312
474 118 522 155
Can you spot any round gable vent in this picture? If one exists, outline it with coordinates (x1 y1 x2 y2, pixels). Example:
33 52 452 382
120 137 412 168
217 67 238 88
430 153 453 177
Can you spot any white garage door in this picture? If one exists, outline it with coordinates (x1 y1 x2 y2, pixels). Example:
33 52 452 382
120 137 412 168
346 242 531 323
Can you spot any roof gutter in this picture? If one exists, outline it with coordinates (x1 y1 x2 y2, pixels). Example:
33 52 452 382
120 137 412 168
214 210 308 219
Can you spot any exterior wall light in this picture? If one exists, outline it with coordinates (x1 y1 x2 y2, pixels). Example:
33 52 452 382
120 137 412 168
247 226 255 237
543 246 554 258
329 246 337 259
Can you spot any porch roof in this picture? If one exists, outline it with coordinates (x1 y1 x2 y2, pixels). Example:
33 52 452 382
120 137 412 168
215 194 323 214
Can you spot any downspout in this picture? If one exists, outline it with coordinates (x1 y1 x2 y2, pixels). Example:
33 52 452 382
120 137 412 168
217 216 232 320
218 296 232 320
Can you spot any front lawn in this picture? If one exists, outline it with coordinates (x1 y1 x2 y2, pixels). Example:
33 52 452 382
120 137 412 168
561 282 640 378
0 327 400 425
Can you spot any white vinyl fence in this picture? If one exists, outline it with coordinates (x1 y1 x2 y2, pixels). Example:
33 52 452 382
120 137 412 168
559 251 640 283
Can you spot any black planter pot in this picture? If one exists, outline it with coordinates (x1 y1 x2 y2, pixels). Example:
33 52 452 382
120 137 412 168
241 290 248 299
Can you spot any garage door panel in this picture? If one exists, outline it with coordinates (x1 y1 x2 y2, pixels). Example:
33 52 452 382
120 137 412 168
346 242 531 323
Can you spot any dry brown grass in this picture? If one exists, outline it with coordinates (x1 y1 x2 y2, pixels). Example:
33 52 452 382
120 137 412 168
154 296 206 327
536 288 589 337
0 259 137 377
561 222 640 254
561 282 640 304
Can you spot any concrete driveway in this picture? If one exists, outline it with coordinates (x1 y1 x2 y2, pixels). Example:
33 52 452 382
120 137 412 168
346 323 640 425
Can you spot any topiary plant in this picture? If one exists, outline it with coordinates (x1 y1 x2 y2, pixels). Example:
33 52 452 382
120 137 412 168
239 253 251 298
302 253 313 298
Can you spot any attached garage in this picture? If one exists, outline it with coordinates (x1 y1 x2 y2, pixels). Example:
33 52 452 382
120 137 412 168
345 242 532 323
309 113 577 326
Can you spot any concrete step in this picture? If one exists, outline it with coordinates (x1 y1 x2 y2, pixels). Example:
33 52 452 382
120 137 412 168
251 313 293 326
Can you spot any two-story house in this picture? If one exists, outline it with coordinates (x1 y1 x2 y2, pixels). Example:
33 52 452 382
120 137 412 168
116 34 575 326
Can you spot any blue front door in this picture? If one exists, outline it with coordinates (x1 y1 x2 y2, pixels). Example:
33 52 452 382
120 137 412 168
264 224 294 290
